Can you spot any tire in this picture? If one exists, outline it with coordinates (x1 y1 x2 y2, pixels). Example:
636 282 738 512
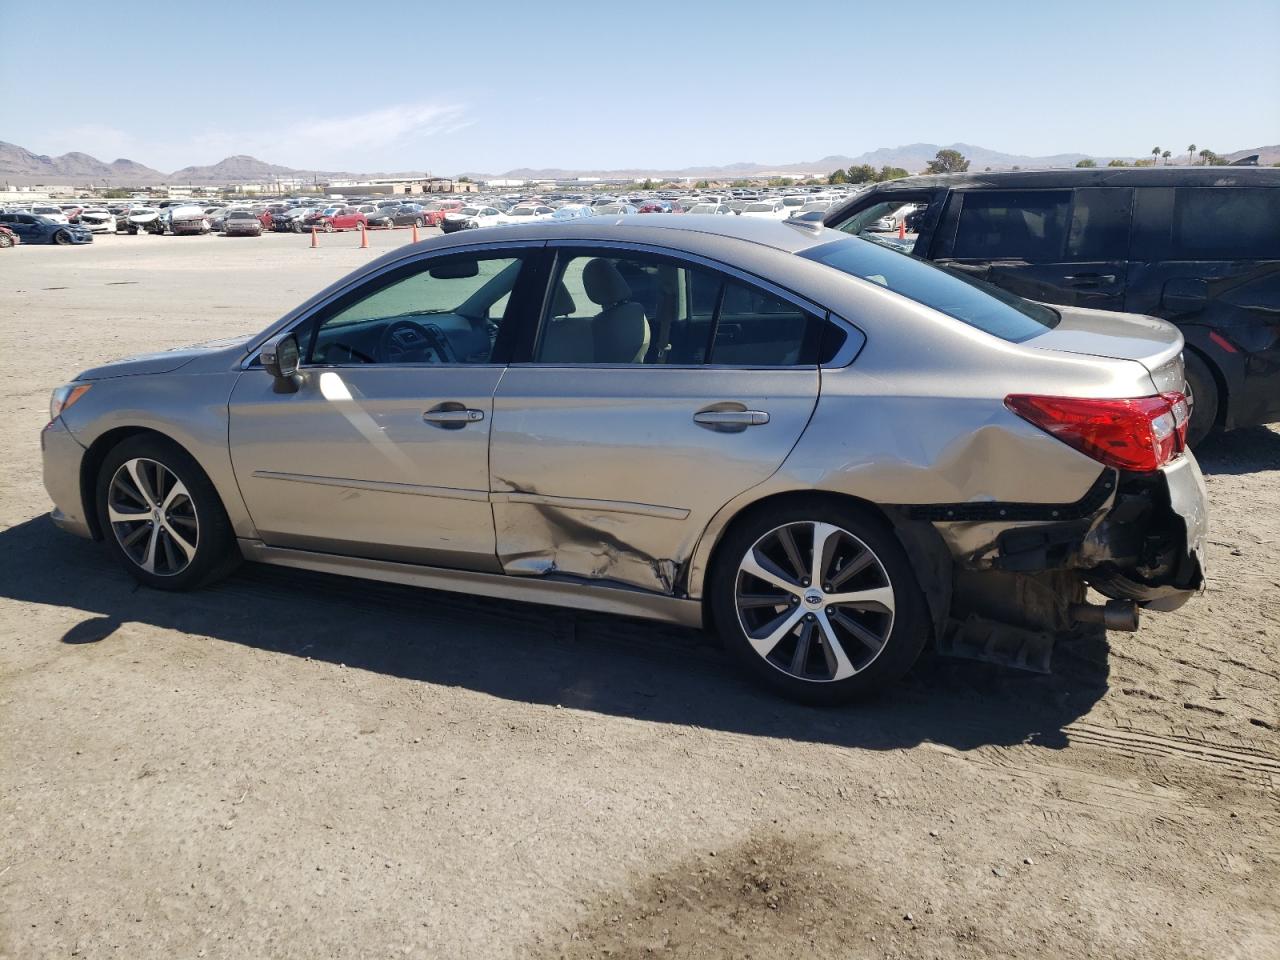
53 229 72 245
709 498 929 705
1183 350 1220 448
0 233 12 248
96 434 240 591
415 218 423 228
324 222 334 233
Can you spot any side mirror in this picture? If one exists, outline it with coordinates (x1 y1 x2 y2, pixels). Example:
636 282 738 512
261 332 302 392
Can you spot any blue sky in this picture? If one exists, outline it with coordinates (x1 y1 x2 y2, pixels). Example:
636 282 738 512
1 0 1276 174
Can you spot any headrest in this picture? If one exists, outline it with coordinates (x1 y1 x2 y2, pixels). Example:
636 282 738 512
550 280 576 317
582 258 631 307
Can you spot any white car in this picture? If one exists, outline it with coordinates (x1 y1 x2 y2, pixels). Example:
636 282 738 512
122 207 163 234
31 204 69 224
440 205 505 233
501 204 555 223
688 202 733 215
77 208 117 233
740 199 788 220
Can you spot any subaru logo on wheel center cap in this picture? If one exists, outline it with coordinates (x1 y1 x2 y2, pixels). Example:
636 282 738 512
804 590 823 606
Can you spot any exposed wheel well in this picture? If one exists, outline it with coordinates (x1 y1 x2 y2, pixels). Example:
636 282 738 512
698 490 952 639
79 427 178 539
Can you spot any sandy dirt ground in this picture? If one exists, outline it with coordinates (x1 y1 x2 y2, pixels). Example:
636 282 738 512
1 230 1277 959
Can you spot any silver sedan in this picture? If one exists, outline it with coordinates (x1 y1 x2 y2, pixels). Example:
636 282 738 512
41 217 1207 703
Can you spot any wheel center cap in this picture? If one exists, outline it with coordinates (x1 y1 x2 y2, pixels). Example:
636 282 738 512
152 508 162 524
803 589 824 606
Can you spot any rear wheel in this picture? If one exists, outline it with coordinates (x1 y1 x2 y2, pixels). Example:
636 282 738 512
710 499 929 705
96 435 239 591
1184 350 1220 448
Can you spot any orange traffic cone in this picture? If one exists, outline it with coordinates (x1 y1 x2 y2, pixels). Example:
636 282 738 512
359 222 368 249
898 218 906 240
310 227 318 248
411 223 419 243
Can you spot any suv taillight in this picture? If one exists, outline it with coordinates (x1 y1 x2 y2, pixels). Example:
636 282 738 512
1005 393 1190 472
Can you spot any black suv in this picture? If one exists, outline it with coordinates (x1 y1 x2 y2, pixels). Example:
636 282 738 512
824 167 1280 444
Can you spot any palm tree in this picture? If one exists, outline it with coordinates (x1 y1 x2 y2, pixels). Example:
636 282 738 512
1162 150 1172 165
1187 143 1196 164
1152 146 1161 165
1199 148 1214 165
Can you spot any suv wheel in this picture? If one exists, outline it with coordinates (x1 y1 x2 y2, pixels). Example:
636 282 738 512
1184 350 1219 448
711 500 929 705
96 435 239 591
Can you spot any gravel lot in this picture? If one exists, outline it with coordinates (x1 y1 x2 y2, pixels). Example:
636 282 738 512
2 230 1277 960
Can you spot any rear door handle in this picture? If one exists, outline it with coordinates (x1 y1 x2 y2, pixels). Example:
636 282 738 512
693 409 770 430
1065 273 1116 285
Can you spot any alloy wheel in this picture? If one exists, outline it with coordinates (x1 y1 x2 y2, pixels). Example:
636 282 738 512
107 458 200 576
734 521 895 682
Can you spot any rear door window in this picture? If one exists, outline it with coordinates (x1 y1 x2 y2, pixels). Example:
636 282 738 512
1172 187 1280 259
1067 187 1133 260
951 190 1071 261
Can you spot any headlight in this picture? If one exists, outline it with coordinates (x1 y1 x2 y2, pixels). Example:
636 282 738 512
50 383 91 423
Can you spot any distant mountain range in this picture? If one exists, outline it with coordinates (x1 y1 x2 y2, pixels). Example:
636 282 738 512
1 139 1273 187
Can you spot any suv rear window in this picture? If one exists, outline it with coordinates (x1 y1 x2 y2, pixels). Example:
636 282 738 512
1172 187 1280 259
802 237 1058 342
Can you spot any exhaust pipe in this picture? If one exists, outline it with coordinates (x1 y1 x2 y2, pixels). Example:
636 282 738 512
1070 600 1140 632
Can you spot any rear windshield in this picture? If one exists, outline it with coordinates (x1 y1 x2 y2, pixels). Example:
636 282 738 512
801 236 1058 342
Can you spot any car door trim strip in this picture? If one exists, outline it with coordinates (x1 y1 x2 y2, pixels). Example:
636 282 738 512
492 491 690 520
252 470 489 502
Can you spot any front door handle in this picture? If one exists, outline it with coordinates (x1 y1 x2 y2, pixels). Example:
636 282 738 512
1065 273 1116 285
423 404 485 429
693 409 770 431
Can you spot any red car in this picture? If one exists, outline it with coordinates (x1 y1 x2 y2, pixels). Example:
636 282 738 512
303 206 367 232
421 199 464 226
0 225 18 248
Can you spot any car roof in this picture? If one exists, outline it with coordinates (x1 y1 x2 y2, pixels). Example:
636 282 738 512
847 166 1280 191
418 217 843 266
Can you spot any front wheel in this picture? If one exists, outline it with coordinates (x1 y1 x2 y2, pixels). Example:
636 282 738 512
0 232 12 248
710 499 929 705
96 435 239 591
324 222 334 233
53 229 72 245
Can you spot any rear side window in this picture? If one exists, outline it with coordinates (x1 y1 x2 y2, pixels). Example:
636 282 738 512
1172 187 1280 259
802 236 1059 342
1067 187 1132 260
952 190 1071 261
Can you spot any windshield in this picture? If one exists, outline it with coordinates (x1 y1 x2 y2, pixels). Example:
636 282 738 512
460 207 481 216
801 237 1059 342
745 203 774 212
508 208 535 216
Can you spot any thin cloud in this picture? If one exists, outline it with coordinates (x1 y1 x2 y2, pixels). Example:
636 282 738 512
43 102 471 172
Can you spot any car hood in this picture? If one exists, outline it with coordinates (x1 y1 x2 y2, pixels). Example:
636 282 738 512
1027 304 1186 393
75 335 254 381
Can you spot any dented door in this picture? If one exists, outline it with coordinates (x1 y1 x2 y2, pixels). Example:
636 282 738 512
489 367 819 594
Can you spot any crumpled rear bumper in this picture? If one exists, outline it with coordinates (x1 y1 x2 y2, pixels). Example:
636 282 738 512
1084 454 1207 612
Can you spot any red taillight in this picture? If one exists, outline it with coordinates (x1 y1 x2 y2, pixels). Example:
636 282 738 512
1005 392 1189 472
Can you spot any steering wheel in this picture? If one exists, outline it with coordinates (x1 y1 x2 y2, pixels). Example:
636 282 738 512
377 319 456 364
